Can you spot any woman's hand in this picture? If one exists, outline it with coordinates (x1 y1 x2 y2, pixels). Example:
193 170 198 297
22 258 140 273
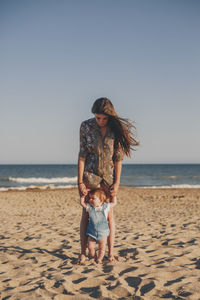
110 182 119 197
78 182 89 197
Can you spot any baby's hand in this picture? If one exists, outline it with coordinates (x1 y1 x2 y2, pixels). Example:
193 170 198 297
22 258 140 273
80 196 87 209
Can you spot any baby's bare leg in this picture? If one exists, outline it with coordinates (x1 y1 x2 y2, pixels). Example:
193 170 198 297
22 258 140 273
97 237 107 264
88 236 96 259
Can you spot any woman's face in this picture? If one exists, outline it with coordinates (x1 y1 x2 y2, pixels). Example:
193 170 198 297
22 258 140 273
95 114 109 128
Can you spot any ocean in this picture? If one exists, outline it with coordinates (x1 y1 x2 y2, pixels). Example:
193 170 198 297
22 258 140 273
0 164 200 191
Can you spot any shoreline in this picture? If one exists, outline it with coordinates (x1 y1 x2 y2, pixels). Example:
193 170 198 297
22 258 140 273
1 185 200 193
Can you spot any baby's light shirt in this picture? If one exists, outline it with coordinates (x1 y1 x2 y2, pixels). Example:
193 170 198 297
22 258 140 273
86 203 110 219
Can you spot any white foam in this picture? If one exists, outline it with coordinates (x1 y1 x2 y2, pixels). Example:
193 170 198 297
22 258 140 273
142 184 200 189
0 184 76 192
163 176 179 179
0 186 28 191
1 183 200 192
8 176 77 184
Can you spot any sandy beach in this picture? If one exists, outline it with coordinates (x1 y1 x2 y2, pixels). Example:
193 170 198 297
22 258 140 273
0 187 200 299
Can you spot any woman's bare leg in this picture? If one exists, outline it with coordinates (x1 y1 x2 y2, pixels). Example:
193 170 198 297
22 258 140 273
97 237 107 264
80 208 88 264
107 208 115 261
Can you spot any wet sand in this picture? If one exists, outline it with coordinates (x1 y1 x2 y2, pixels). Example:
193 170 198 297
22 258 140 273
0 187 200 299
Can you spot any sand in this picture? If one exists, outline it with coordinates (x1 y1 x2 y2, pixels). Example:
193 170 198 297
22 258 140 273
0 187 200 299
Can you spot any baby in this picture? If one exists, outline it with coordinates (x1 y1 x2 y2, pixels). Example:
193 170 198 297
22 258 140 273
80 188 116 264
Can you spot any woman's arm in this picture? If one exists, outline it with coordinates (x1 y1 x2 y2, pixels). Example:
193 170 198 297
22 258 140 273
78 156 85 184
78 121 89 197
78 156 88 197
110 160 122 197
114 160 122 186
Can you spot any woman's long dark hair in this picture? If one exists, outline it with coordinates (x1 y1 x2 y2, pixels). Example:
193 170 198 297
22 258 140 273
92 97 139 157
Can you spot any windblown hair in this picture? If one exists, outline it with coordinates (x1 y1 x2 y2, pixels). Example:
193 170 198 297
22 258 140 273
92 97 139 157
89 188 107 203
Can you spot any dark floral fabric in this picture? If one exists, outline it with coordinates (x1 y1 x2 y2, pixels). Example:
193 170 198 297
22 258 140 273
79 118 123 188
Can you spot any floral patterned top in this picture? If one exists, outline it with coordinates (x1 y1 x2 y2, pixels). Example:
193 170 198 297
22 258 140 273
79 118 123 188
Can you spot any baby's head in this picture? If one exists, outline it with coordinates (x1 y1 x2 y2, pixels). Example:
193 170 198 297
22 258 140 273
88 188 107 207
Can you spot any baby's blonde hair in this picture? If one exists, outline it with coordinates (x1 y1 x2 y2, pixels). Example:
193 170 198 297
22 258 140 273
89 188 107 203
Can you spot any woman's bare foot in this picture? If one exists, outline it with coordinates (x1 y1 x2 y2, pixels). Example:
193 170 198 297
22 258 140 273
108 254 114 262
108 255 119 262
89 257 95 264
77 253 86 265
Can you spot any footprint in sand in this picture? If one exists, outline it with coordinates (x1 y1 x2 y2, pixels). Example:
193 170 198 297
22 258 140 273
140 281 156 296
102 264 113 274
119 248 138 260
119 266 138 276
164 276 185 286
124 276 142 292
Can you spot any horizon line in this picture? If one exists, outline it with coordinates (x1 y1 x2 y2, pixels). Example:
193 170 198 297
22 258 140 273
0 162 200 165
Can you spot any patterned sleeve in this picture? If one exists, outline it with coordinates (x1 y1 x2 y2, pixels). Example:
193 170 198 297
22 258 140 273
113 141 124 162
78 122 88 159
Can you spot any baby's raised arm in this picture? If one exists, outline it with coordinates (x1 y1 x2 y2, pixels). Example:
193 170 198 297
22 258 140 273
80 196 87 209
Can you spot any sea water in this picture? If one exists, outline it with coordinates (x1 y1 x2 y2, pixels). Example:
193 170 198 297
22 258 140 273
0 164 200 191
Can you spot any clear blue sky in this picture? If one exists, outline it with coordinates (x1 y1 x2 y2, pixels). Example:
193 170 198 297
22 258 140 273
1 0 200 164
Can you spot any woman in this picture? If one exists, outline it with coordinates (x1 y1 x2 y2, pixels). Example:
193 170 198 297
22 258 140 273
78 97 138 263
